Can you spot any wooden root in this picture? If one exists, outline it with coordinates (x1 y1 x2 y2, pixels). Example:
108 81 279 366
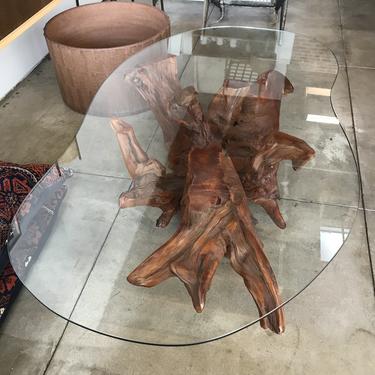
111 118 183 227
109 55 316 334
127 144 285 333
207 71 315 228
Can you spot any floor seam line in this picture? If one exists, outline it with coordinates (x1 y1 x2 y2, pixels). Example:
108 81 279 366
346 65 375 71
74 171 132 180
42 321 70 375
279 197 358 209
337 0 375 294
42 207 122 373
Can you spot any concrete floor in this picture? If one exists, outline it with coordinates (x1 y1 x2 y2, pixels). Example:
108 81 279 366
1 0 375 373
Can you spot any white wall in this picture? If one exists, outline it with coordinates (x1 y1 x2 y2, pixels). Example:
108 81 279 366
0 0 100 100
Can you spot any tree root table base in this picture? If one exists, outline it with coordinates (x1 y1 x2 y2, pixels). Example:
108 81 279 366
110 55 315 334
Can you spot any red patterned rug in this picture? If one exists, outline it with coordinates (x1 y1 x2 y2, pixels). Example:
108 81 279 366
0 162 50 323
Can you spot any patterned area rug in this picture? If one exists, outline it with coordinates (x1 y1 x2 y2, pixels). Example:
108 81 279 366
0 162 50 323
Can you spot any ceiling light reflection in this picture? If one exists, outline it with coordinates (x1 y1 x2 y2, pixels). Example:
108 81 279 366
320 226 349 262
306 114 340 125
305 87 331 96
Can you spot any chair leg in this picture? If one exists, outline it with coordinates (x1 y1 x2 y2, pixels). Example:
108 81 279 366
279 0 288 30
216 0 225 22
209 0 225 24
202 0 210 28
152 0 164 10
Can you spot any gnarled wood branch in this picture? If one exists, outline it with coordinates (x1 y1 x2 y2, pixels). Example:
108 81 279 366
110 55 315 334
207 70 315 228
127 144 285 333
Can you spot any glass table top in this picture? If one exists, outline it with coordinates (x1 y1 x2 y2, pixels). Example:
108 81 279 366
8 27 359 346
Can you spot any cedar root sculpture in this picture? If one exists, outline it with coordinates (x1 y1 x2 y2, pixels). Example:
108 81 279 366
110 55 315 334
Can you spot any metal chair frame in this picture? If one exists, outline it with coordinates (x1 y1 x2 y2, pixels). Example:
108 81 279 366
203 0 288 30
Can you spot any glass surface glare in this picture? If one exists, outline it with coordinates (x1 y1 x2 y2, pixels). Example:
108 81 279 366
8 27 359 346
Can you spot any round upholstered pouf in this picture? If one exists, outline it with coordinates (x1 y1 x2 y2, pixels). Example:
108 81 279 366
44 2 170 114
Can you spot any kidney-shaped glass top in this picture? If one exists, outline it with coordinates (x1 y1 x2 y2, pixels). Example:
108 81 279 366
8 27 359 346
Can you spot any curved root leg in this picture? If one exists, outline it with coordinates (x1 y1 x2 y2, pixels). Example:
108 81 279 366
171 236 226 312
246 131 315 228
156 207 177 228
111 118 165 178
111 118 182 225
127 228 196 287
274 131 316 170
119 189 166 209
255 197 286 229
251 132 315 174
226 220 285 334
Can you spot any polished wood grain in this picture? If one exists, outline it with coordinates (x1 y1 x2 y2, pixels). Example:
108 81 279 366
111 55 315 334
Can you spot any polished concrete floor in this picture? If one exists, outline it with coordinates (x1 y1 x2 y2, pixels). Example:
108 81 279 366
1 0 375 374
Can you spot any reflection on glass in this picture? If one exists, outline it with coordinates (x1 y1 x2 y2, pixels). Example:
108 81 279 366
320 226 349 262
305 87 331 96
306 114 340 125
